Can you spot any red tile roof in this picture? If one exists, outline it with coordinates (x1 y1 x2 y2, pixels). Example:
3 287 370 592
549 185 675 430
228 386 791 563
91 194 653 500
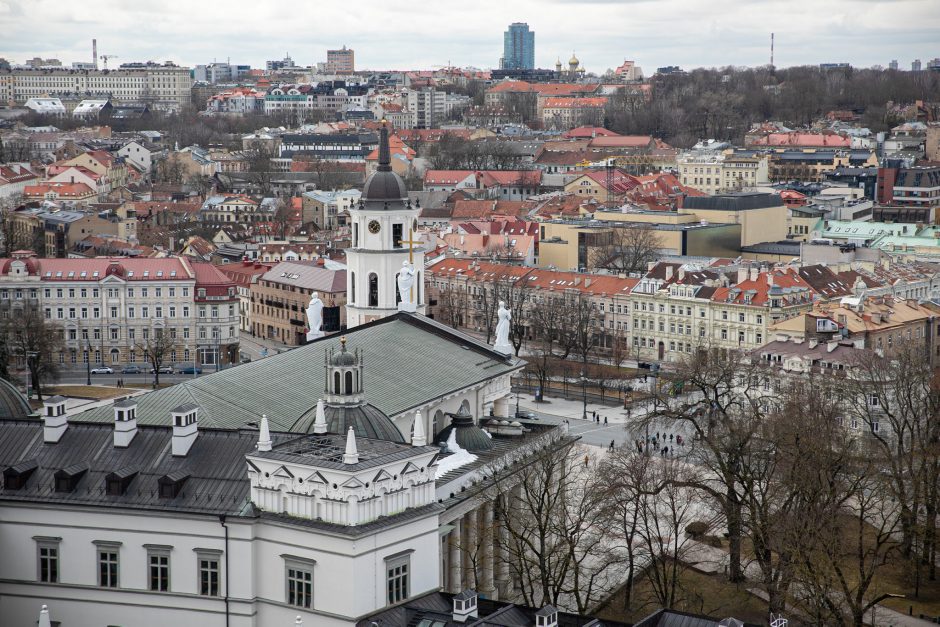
752 132 851 148
542 97 607 109
588 136 654 149
23 257 193 281
563 126 620 139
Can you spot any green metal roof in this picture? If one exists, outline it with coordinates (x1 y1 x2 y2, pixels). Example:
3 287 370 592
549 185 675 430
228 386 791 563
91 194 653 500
70 313 522 433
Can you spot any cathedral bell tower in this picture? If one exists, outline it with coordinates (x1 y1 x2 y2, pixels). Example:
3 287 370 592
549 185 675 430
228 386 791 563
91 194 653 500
345 121 426 328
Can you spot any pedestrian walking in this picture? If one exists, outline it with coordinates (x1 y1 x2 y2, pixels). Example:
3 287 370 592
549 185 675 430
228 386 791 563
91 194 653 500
604 416 608 425
670 433 674 442
584 455 590 468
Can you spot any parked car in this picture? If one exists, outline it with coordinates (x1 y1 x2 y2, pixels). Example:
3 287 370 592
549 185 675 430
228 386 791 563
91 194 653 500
175 365 202 375
120 365 143 374
150 366 174 374
515 410 538 420
90 366 114 375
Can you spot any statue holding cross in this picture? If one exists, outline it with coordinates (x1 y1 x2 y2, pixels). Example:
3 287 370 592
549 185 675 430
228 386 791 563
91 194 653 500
397 227 423 312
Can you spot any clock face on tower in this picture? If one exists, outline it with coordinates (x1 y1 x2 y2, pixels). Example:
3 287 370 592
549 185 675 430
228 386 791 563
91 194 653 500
368 220 381 234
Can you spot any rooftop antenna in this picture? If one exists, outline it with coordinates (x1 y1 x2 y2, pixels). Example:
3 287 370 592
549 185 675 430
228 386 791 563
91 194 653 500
770 32 775 74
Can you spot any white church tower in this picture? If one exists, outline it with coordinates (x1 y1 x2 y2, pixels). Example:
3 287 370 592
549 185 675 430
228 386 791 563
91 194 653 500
346 122 426 328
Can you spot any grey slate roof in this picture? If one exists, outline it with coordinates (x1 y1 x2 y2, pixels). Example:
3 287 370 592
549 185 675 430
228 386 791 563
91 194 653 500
683 192 783 211
69 313 522 434
0 420 279 516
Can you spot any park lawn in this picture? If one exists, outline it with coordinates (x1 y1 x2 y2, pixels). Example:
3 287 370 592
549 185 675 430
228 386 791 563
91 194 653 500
45 385 128 400
594 563 768 625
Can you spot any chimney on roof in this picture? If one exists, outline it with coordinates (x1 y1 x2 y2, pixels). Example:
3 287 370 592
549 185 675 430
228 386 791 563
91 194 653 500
827 340 839 353
665 265 674 280
171 404 199 457
535 605 560 627
808 338 819 349
584 277 591 288
42 396 68 444
737 267 748 283
113 398 138 448
750 267 759 282
453 590 479 623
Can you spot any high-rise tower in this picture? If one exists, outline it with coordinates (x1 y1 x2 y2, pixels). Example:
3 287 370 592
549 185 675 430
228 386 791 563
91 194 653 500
502 22 535 70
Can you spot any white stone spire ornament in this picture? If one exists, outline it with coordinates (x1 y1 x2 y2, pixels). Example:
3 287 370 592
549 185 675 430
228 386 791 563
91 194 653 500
412 409 427 447
313 399 327 434
343 426 359 465
38 605 51 627
257 414 272 452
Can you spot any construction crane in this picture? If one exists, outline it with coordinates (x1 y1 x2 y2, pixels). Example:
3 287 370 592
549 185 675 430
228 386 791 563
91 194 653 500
99 54 119 69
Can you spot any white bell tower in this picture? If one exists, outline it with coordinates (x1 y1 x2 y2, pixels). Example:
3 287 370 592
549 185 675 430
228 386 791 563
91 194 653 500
346 122 426 328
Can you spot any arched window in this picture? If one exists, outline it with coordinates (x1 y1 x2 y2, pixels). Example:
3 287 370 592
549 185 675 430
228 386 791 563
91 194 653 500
345 371 353 394
368 273 379 307
333 371 341 394
350 272 356 305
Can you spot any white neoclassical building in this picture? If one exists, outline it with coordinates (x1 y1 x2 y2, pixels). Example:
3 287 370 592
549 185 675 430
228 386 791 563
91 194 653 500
0 306 567 626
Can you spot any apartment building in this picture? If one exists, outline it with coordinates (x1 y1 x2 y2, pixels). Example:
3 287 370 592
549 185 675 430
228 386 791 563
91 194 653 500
405 88 471 129
628 264 815 362
425 258 638 351
9 63 192 111
250 260 347 345
676 152 768 194
326 46 355 74
0 254 240 368
301 189 361 230
219 259 274 334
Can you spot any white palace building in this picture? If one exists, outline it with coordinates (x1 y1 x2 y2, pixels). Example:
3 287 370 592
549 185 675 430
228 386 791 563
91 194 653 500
0 125 591 627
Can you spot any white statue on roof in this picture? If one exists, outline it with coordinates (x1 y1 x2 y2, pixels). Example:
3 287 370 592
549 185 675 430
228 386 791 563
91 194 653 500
494 300 512 355
397 260 417 312
306 292 324 341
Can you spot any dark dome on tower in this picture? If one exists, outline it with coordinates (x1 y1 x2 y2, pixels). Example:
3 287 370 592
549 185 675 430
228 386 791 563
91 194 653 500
361 122 408 203
293 336 405 443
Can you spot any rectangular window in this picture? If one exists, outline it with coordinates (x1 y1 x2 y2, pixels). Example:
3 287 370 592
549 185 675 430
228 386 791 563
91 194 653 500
286 564 313 608
98 548 119 588
148 550 170 592
386 555 410 605
36 539 60 583
198 554 220 596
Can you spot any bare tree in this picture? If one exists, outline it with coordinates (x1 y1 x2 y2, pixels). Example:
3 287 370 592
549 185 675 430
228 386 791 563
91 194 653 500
136 329 175 386
590 226 663 275
840 340 940 572
1 306 64 401
435 283 466 329
647 346 773 583
186 173 214 198
527 294 565 395
493 443 623 612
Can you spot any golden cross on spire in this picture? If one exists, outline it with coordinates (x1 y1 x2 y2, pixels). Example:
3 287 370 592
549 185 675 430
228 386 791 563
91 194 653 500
399 228 423 264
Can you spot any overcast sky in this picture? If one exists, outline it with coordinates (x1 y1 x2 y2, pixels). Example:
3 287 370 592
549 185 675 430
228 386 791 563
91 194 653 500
1 0 938 73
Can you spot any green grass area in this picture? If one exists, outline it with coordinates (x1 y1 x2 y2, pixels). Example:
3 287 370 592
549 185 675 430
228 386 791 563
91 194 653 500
44 385 129 400
594 564 769 625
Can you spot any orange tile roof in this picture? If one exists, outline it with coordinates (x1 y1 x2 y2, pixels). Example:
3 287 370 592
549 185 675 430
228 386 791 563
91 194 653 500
542 97 608 109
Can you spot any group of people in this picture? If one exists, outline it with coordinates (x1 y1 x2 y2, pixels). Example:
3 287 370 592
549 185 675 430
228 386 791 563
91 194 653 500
588 410 608 425
634 431 683 457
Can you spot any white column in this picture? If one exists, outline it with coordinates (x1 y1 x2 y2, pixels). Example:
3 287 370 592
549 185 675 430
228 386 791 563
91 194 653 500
493 396 510 419
463 508 478 590
449 518 463 593
481 501 495 596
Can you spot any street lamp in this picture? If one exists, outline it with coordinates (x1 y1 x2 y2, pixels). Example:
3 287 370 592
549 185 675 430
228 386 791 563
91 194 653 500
85 340 91 386
580 370 588 420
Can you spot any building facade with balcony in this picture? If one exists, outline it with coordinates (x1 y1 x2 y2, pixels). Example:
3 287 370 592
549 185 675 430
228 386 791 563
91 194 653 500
250 260 347 345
